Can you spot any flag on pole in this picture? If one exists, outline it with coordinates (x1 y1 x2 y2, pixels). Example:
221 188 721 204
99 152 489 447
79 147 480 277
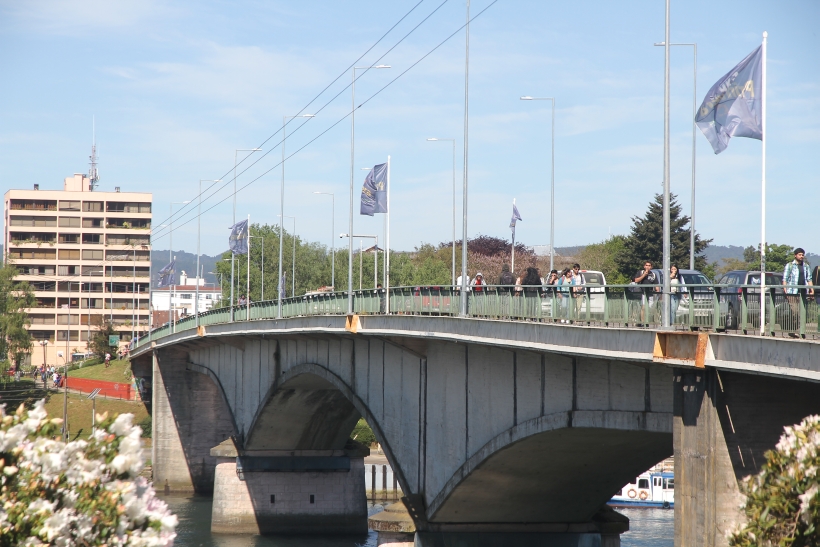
696 46 763 154
278 274 286 299
157 260 176 288
360 163 388 216
229 219 249 255
510 203 522 231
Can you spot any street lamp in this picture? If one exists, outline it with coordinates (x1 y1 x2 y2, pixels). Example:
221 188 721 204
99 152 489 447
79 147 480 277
170 201 190 333
349 65 390 315
426 138 457 286
520 96 556 272
278 215 297 298
197 180 220 327
655 41 698 270
249 235 265 301
340 234 378 290
39 340 48 371
314 192 335 290
279 115 314 318
84 270 103 353
232 149 261 322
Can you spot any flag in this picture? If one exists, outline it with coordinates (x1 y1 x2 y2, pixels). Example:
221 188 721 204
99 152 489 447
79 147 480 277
360 163 388 216
510 203 522 231
229 219 249 255
157 260 176 288
278 273 286 299
696 46 763 154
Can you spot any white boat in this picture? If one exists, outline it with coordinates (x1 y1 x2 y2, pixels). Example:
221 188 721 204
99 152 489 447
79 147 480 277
608 470 674 509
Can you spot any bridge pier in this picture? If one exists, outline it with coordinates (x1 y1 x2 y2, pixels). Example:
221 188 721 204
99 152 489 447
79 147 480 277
210 439 369 535
151 348 236 493
674 368 820 547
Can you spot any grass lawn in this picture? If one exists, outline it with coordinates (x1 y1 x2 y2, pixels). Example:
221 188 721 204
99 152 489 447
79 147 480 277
43 391 151 442
70 359 133 383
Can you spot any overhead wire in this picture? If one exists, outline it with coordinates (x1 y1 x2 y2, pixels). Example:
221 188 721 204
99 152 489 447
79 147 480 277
150 0 430 237
151 0 497 245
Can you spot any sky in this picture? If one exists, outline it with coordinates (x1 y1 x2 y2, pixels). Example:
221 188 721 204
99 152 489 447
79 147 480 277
1 0 818 257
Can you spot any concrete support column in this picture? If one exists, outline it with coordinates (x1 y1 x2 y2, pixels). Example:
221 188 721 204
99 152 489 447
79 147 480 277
211 439 369 535
152 348 235 493
673 368 742 547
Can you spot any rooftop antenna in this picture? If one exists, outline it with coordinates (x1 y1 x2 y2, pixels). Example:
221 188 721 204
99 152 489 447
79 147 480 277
88 116 99 191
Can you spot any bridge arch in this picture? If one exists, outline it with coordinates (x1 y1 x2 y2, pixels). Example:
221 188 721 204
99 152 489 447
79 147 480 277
245 363 413 496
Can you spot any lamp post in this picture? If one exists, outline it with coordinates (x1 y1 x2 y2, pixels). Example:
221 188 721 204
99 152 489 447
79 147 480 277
655 41 697 270
520 96 556 272
249 235 265 300
426 138 457 286
232 149 261 322
278 215 297 298
340 234 378 290
314 192 335 289
85 270 103 354
170 201 190 333
63 280 80 441
278 116 314 318
349 65 391 315
39 340 48 372
197 180 220 327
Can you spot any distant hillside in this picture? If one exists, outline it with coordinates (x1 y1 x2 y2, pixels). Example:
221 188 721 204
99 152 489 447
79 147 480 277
152 250 222 286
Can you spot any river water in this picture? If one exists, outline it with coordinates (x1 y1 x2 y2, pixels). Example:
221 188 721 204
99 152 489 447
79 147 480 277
161 496 673 547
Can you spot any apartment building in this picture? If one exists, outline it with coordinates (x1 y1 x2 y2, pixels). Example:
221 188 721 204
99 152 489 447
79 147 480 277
3 174 152 366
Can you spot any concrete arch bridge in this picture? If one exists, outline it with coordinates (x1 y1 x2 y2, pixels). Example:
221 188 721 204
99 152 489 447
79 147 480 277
130 313 820 547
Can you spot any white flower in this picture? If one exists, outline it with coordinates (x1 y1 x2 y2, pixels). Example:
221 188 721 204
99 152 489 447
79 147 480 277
109 414 135 437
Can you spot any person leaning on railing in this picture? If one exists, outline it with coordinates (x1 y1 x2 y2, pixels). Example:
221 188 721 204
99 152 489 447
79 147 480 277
782 248 814 325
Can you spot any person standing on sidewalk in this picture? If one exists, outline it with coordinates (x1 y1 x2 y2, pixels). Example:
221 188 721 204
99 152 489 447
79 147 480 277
632 261 658 326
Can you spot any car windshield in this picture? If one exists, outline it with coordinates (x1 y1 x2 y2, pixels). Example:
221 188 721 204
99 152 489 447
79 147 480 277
582 272 603 284
681 273 709 285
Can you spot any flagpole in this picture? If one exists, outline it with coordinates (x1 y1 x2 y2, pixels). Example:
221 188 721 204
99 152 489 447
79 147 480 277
760 31 768 336
511 199 516 275
661 0 671 329
460 0 470 317
247 214 251 321
385 155 391 314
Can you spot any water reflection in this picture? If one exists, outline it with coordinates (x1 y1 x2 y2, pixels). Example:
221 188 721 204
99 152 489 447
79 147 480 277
619 508 674 547
162 495 673 547
161 495 379 547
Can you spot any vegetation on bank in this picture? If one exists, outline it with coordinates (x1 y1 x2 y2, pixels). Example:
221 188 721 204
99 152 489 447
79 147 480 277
351 418 376 446
69 358 133 382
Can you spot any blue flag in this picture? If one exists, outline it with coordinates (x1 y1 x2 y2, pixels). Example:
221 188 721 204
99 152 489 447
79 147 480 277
510 203 522 230
360 163 388 216
229 219 249 255
696 46 763 154
278 273 286 299
157 260 176 288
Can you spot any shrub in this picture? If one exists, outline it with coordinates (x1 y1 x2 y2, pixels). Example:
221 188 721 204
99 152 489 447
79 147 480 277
0 400 176 545
350 418 376 446
729 415 820 547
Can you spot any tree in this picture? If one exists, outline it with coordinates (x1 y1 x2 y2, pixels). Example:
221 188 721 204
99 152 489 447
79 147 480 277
577 236 630 284
716 243 794 278
616 193 712 279
0 262 35 367
89 316 118 359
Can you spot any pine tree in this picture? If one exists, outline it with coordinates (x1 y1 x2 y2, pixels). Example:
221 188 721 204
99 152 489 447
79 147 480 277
616 193 712 279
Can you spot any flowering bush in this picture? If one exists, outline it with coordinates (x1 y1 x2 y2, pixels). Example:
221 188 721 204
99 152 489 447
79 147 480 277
0 400 176 546
729 415 820 547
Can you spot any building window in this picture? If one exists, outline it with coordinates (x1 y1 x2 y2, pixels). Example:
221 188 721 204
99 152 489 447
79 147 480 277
58 249 80 260
82 249 103 260
58 217 81 228
59 201 81 211
82 201 104 212
180 294 192 300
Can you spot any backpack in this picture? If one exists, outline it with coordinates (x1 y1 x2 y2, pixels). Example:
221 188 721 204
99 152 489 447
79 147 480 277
500 271 515 286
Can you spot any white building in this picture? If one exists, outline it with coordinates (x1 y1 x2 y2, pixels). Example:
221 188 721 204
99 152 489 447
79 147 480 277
151 271 223 316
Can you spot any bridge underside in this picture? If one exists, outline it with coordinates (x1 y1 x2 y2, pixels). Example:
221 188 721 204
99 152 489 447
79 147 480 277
432 426 671 524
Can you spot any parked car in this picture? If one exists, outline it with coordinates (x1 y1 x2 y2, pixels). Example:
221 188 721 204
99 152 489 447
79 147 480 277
541 269 607 318
716 270 784 329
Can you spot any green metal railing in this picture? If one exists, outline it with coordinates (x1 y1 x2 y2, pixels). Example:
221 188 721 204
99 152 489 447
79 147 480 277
134 284 819 350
